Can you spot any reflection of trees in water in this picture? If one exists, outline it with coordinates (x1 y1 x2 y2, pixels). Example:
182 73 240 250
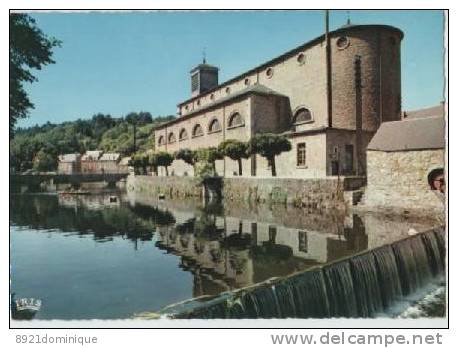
229 252 248 275
11 195 59 228
250 242 312 284
251 242 293 260
175 214 224 241
127 203 176 226
209 248 222 263
222 233 252 249
193 240 205 254
10 195 165 244
175 219 195 234
179 234 190 248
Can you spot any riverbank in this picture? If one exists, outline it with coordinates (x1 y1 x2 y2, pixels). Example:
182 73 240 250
126 174 446 222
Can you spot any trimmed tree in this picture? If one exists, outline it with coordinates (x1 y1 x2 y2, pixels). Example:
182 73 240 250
196 147 224 176
218 140 249 176
156 151 174 176
174 148 198 170
130 153 149 175
249 134 292 177
148 152 159 176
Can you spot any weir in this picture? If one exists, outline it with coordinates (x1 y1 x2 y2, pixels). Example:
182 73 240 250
158 227 445 319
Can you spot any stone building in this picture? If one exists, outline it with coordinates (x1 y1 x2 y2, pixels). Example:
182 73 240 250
57 153 81 174
362 108 445 214
99 153 122 173
118 156 132 173
60 150 129 174
402 103 444 120
154 24 403 178
81 150 103 173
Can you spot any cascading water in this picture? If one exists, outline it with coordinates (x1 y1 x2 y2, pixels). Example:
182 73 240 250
349 252 384 317
372 245 403 310
323 260 358 318
286 269 330 318
160 228 445 319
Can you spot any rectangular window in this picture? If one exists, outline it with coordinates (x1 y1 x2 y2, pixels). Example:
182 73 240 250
298 231 308 253
343 144 354 175
297 143 306 167
268 226 277 244
191 73 199 92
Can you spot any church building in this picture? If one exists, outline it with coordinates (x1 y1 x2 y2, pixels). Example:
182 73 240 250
153 23 403 178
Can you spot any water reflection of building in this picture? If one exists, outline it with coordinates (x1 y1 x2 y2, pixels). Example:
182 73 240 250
157 225 254 293
57 193 122 211
154 206 369 297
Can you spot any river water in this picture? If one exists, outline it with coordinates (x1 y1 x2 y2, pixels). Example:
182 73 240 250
10 192 444 320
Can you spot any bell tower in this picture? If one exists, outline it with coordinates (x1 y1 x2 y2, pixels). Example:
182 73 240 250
190 55 219 97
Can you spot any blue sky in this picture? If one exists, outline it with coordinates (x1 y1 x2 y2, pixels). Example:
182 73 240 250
19 10 445 127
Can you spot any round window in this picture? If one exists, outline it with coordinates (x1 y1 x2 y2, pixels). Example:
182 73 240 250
336 36 349 49
266 67 274 78
297 53 306 65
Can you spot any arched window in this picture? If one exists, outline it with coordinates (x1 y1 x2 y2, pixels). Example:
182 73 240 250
293 108 312 124
228 112 244 128
158 135 165 146
208 118 221 133
179 128 188 141
168 132 176 144
192 124 204 137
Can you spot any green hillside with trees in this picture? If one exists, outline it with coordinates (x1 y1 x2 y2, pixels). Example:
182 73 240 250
10 112 175 172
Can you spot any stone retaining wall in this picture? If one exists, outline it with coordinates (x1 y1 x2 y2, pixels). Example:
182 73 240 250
126 174 203 199
127 175 366 211
222 177 346 210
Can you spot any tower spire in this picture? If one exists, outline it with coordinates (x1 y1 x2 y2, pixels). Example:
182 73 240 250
202 47 206 64
346 10 351 26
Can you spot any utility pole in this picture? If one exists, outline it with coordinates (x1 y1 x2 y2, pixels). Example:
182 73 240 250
354 55 363 176
325 10 333 128
133 122 137 153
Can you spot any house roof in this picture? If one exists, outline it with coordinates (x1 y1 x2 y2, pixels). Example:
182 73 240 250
119 157 131 166
82 150 103 161
403 104 445 119
59 153 81 163
190 63 219 73
368 115 445 152
99 153 121 161
154 84 287 130
178 24 403 107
